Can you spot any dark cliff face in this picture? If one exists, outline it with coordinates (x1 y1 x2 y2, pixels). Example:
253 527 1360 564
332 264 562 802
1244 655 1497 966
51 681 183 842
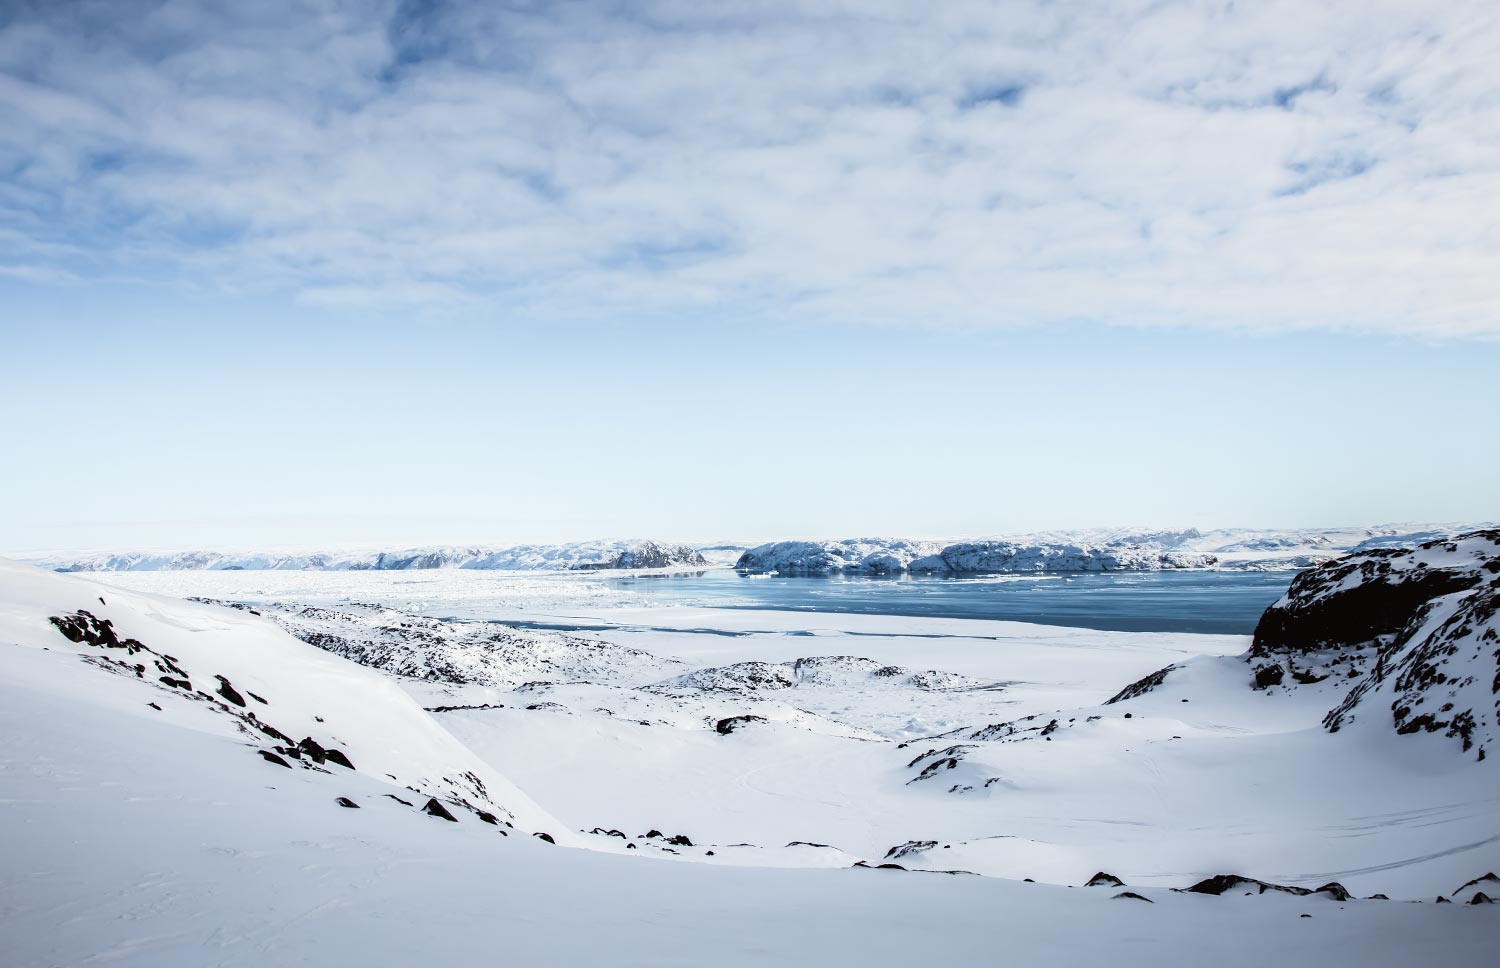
1247 529 1500 759
1250 550 1483 659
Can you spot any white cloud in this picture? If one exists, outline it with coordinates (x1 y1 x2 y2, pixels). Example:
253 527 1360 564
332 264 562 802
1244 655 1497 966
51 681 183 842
2 0 1498 336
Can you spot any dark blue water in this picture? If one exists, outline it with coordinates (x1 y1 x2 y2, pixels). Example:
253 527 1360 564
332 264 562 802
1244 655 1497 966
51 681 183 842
602 569 1296 635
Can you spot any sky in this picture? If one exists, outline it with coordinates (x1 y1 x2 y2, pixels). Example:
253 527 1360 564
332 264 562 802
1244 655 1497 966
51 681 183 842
2 0 1498 552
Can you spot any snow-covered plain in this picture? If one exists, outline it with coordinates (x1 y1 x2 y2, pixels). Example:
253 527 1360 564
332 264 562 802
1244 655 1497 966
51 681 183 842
3 550 1497 966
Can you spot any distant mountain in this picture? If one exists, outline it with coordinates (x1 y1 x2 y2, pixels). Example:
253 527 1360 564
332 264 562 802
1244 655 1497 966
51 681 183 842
733 523 1494 575
29 539 708 573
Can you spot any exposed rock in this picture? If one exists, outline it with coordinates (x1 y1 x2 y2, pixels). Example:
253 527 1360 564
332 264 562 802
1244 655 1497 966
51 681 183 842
214 675 247 707
422 798 458 821
1104 666 1177 705
885 840 939 860
714 715 768 735
323 748 355 770
666 834 693 847
1253 664 1285 688
1469 892 1494 905
1182 874 1312 897
1114 891 1153 902
569 541 707 571
335 797 360 808
257 750 292 769
1251 536 1490 659
1451 872 1500 903
1290 531 1500 757
1086 872 1126 888
533 832 556 844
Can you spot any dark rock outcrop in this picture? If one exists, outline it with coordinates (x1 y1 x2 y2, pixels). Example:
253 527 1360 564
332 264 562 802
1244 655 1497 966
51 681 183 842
214 675 247 707
1182 874 1312 897
1251 530 1500 759
714 715 767 735
422 798 458 821
1086 872 1125 888
885 840 939 860
335 796 360 808
1104 666 1176 705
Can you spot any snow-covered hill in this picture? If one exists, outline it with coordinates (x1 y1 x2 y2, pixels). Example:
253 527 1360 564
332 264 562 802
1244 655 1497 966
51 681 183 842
1249 529 1500 759
28 539 708 572
734 523 1494 575
0 558 564 835
736 538 1215 574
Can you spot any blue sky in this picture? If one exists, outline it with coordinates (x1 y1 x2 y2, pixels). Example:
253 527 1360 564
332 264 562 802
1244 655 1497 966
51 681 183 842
2 1 1497 551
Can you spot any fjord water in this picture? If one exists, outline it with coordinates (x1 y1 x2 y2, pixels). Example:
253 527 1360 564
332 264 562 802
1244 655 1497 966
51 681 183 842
609 569 1298 634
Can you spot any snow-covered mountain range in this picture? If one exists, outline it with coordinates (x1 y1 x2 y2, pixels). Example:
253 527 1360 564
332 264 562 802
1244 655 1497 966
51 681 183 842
28 539 708 573
22 524 1492 577
733 523 1493 575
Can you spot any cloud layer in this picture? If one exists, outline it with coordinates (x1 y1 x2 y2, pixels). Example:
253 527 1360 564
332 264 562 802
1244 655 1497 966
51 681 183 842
3 0 1498 334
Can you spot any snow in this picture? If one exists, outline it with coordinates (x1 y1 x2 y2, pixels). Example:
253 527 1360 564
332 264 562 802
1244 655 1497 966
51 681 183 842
21 538 709 573
3 554 1497 966
732 523 1497 575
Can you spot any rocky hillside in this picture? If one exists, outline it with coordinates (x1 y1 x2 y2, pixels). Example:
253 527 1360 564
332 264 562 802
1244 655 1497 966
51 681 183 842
0 559 564 835
735 538 1215 575
1249 529 1499 759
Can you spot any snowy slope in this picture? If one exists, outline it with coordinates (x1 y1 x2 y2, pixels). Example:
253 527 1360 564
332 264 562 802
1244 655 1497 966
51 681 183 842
6 679 1493 968
0 559 565 835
